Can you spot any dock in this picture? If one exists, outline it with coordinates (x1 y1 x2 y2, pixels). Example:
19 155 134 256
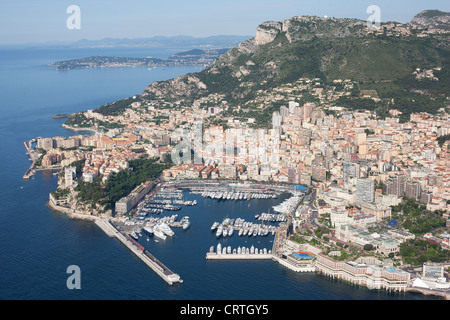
23 140 36 180
97 218 183 285
206 252 273 260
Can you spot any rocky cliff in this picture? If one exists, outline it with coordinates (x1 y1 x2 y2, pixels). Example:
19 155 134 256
409 10 450 31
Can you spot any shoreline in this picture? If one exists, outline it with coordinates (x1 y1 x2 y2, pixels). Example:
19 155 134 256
45 182 449 300
405 287 450 300
61 123 99 134
46 200 99 222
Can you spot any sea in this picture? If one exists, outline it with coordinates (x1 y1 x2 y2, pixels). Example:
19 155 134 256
0 44 440 302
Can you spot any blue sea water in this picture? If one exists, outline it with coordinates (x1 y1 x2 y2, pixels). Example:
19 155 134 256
0 46 439 301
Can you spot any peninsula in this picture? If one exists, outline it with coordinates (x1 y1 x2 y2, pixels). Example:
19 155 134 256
49 48 230 70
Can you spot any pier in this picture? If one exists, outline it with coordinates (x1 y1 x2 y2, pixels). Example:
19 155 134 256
206 252 273 260
96 218 183 285
23 140 36 180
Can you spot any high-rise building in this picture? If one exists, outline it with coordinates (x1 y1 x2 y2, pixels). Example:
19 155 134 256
343 162 360 184
405 181 421 200
356 178 374 206
64 166 77 189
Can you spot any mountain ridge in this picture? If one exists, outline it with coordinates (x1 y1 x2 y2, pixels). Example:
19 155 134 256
79 10 450 123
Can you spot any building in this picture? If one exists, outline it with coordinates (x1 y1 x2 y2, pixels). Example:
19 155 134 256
219 164 237 179
343 162 360 184
115 181 156 215
312 164 327 182
404 180 421 200
315 254 410 292
356 178 374 206
360 202 392 221
64 166 77 188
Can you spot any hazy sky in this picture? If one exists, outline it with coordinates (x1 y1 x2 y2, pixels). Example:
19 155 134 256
0 0 449 45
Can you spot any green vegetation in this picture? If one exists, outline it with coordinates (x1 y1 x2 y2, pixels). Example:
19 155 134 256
95 96 140 116
391 197 447 236
400 239 450 265
75 157 172 212
51 188 70 200
65 113 93 128
436 134 450 147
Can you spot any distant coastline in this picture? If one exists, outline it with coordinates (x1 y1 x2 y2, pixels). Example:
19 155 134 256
51 113 72 119
49 48 229 71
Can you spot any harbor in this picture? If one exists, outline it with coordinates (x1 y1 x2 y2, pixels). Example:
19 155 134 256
206 243 273 260
88 179 307 288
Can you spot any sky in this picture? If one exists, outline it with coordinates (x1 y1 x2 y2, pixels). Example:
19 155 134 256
0 0 449 45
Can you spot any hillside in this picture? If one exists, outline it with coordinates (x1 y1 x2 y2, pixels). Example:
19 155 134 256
409 9 450 31
78 11 450 123
140 15 449 104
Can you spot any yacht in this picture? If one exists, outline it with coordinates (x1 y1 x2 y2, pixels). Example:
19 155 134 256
211 222 219 231
130 231 138 240
143 226 153 235
228 226 234 236
153 225 167 240
216 225 223 238
217 243 222 254
158 223 174 237
182 219 191 230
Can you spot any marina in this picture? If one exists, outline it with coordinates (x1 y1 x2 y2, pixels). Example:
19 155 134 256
94 180 305 288
211 217 278 238
195 190 279 201
206 243 273 260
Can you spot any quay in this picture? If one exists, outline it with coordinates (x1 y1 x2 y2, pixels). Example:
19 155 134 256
23 140 36 180
206 252 273 260
96 218 183 285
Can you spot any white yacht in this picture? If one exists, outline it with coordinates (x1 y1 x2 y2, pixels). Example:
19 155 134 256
153 225 167 240
182 219 191 230
211 222 219 230
143 226 153 235
216 225 223 238
158 223 174 237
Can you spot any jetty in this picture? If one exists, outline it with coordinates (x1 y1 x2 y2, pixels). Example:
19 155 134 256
23 140 36 180
206 252 273 260
97 218 183 285
206 244 273 260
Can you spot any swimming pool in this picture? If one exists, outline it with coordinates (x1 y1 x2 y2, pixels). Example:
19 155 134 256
293 252 314 259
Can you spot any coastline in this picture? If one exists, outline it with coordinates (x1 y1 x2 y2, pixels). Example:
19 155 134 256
45 180 449 300
61 123 99 134
406 287 449 300
46 200 99 222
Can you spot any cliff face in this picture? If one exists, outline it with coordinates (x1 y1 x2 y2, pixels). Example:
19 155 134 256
139 12 449 105
254 16 367 44
409 10 450 31
142 74 208 101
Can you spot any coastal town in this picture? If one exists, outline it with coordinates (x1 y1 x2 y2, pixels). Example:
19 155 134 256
22 75 450 298
21 14 450 299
